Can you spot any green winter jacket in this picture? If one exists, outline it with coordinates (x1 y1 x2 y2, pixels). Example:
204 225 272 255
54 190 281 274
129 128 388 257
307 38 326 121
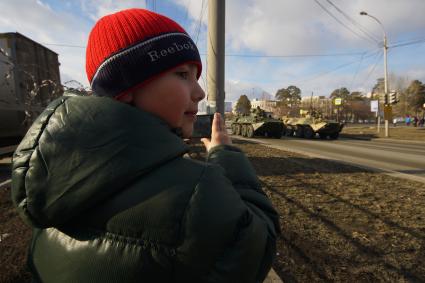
11 95 279 283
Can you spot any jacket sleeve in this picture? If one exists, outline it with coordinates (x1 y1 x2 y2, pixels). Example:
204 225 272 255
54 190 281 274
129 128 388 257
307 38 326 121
207 145 280 237
174 145 280 283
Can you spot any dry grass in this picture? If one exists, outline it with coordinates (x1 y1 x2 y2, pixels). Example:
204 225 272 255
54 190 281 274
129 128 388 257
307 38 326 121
234 140 425 282
0 187 32 283
341 125 425 141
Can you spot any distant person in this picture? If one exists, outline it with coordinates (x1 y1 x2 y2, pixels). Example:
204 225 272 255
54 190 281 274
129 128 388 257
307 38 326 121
406 115 411 126
413 116 419 127
393 117 397 127
11 8 279 283
419 116 425 127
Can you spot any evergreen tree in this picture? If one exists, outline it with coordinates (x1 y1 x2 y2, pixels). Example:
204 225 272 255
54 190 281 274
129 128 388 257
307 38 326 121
235 95 251 114
406 80 425 113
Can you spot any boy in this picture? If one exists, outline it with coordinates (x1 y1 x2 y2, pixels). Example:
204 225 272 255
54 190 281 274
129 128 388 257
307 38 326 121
12 8 279 283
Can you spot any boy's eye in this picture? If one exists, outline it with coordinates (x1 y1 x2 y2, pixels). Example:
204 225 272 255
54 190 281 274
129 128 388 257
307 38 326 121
176 71 189 80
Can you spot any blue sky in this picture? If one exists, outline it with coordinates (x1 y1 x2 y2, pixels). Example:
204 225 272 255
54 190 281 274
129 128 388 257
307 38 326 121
1 0 424 102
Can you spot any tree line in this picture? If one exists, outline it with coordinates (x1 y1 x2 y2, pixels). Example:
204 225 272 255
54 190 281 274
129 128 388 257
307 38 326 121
234 78 425 121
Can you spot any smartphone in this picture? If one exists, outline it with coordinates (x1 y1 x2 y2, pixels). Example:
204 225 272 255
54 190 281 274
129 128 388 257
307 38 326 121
192 114 214 138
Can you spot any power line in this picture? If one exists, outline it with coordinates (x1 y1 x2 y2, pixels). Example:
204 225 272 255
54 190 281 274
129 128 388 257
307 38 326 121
40 42 368 59
220 51 366 58
224 50 380 85
390 37 425 45
314 0 377 46
194 0 206 44
183 0 192 28
349 51 366 90
324 0 379 43
41 43 85 48
389 38 425 48
358 50 383 89
296 49 381 84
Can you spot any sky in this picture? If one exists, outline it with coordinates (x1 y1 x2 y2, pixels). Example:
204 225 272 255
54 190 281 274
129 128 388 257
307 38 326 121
1 0 424 102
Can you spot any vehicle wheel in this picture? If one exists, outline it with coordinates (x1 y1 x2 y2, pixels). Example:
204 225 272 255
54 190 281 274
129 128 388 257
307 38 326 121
246 125 254 138
319 133 327 139
286 128 294 137
273 130 282 139
231 124 236 134
295 126 304 138
303 127 315 139
241 125 247 137
235 124 241 135
329 132 339 139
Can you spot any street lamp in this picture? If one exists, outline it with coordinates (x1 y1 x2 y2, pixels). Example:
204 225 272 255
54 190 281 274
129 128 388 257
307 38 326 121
360 11 390 137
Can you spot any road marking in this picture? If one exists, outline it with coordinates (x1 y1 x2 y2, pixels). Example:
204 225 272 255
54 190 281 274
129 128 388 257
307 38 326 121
0 179 11 189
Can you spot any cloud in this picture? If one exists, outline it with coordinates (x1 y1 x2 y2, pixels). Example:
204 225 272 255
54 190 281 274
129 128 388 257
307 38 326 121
173 0 425 97
223 0 425 54
0 0 91 85
1 0 423 97
225 80 272 102
79 0 146 21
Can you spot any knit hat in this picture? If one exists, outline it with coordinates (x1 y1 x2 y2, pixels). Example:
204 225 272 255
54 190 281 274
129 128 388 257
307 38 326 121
86 8 202 98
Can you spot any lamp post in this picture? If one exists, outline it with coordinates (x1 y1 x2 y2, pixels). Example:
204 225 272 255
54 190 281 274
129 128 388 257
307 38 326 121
360 11 389 137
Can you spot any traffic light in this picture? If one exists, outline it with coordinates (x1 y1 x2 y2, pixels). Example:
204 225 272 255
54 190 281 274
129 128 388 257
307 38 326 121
388 91 398 105
379 93 387 104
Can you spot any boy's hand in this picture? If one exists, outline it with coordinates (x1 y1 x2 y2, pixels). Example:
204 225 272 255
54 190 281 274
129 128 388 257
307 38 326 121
201 112 232 152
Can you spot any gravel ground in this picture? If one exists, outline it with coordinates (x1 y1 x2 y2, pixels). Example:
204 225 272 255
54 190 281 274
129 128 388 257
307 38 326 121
2 138 425 283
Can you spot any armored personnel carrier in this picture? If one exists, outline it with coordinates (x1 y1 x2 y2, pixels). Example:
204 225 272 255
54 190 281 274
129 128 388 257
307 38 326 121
283 116 344 139
231 107 285 138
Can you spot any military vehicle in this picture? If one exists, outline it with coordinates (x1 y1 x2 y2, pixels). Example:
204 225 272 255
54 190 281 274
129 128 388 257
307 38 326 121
283 116 344 139
231 107 285 138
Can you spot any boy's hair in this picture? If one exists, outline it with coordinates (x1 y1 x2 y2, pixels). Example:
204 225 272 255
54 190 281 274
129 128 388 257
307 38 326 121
86 8 202 98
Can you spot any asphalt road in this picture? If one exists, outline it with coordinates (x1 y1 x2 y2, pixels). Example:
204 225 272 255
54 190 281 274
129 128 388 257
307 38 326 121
238 136 425 184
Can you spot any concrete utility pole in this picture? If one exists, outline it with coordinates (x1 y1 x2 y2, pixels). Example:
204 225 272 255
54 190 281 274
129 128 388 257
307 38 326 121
360 11 389 137
207 0 225 115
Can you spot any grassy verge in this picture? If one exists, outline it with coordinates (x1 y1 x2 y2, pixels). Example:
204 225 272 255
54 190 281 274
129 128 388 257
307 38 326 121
341 125 425 141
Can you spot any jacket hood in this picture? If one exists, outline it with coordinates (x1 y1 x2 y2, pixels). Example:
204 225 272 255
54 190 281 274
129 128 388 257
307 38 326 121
12 95 188 228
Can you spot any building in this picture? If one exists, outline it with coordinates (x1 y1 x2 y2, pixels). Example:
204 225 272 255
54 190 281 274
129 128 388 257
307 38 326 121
198 100 233 114
0 32 62 141
198 100 208 114
250 99 277 113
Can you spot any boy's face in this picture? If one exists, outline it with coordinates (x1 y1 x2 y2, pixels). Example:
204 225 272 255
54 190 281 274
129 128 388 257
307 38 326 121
128 64 205 138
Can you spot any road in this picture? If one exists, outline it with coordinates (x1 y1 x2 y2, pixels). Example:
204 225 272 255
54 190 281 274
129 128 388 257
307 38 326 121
238 136 425 183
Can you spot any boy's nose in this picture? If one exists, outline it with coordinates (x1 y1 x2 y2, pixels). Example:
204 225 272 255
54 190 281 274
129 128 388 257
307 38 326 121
193 82 205 102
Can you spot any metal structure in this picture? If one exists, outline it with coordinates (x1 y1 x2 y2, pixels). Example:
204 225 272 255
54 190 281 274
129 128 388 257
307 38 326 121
207 0 225 115
231 107 285 138
0 32 62 143
360 11 390 137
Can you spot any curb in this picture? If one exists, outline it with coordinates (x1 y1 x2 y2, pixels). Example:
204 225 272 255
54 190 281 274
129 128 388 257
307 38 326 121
340 135 425 144
339 135 373 141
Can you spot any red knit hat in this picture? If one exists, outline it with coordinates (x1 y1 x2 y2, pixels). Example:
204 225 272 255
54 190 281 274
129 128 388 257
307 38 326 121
86 8 202 98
